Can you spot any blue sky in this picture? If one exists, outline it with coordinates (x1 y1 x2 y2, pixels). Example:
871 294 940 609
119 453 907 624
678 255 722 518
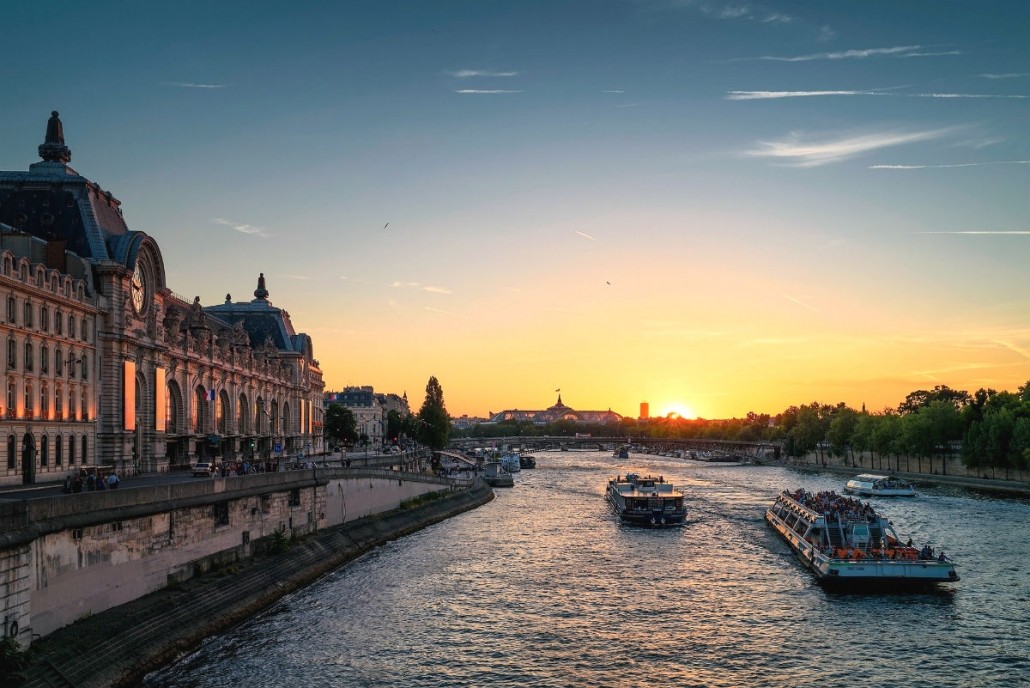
2 1 1028 418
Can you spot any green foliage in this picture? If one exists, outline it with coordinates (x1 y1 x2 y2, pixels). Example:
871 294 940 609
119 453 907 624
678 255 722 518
417 376 451 451
325 404 358 449
0 636 30 687
266 528 290 555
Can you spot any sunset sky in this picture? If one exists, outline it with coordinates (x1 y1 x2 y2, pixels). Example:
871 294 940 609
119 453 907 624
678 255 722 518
2 1 1028 419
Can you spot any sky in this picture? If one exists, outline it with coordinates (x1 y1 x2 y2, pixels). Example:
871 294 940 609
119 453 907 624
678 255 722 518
1 1 1028 420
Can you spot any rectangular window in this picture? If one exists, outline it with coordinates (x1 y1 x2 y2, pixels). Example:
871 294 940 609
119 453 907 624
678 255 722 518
214 502 230 526
288 488 301 507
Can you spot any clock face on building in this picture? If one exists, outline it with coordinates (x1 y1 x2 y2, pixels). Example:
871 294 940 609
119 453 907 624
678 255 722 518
131 263 148 315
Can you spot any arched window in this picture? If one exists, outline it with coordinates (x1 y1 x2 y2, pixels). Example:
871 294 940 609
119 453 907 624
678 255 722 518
194 387 208 434
24 342 33 372
69 434 75 465
238 394 249 435
40 384 49 420
81 436 88 464
7 379 16 419
67 315 75 338
6 435 14 469
81 318 89 341
271 400 279 434
166 380 181 434
81 389 88 421
80 354 88 380
55 383 63 420
68 388 75 421
55 347 63 376
40 344 48 374
217 392 229 435
41 435 49 467
68 352 76 379
23 301 32 328
24 381 33 417
7 338 15 370
40 306 49 332
55 435 63 465
55 311 62 335
6 296 15 324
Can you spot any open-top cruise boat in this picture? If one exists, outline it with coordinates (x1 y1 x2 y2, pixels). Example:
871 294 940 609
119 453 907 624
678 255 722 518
766 489 958 589
844 474 916 497
606 473 687 527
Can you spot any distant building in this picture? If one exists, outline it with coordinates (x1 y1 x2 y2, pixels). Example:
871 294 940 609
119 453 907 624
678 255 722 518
451 414 488 430
639 402 649 420
484 394 622 426
325 386 384 449
376 391 410 418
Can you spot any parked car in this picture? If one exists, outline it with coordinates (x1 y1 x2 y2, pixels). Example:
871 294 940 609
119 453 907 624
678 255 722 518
192 462 216 477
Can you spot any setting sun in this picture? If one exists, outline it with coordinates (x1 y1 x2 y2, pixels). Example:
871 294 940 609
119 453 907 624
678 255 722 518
660 404 697 420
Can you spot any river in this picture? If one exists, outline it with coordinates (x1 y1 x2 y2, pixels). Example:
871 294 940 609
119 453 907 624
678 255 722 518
144 451 1030 687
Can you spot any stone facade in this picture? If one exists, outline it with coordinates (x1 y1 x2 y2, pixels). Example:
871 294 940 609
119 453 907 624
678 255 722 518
0 112 325 484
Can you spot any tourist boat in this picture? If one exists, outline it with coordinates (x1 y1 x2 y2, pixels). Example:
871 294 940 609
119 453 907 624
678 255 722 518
606 473 687 527
498 452 521 473
519 455 536 469
844 474 916 497
765 489 959 588
613 445 630 459
482 461 514 488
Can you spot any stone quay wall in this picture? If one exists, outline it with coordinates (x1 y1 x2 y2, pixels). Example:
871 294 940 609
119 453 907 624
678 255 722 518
0 467 462 644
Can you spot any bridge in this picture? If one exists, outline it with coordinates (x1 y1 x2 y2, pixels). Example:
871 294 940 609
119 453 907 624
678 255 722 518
449 436 781 461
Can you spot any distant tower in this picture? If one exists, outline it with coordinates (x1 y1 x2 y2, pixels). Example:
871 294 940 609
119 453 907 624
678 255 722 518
640 402 649 420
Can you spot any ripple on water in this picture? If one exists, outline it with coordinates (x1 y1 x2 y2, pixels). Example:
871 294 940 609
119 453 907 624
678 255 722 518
145 453 1030 688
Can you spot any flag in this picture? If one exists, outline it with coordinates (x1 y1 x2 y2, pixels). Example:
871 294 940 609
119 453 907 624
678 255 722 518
206 389 215 401
555 388 560 393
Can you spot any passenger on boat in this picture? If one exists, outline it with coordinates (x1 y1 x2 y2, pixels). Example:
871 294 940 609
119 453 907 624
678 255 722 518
938 551 947 562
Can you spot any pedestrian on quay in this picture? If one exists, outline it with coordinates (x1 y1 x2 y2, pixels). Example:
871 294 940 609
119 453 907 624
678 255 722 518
73 474 83 493
108 473 120 489
62 475 73 494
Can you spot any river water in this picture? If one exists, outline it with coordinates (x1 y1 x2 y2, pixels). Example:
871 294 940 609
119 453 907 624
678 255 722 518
144 451 1030 687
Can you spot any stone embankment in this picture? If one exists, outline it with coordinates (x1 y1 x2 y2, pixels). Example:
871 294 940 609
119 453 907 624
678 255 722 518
780 453 1030 496
19 481 494 688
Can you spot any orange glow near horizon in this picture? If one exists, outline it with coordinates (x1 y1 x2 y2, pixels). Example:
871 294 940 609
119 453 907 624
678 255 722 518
659 404 697 420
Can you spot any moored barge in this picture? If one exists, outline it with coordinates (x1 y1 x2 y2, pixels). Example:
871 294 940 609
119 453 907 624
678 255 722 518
765 489 958 588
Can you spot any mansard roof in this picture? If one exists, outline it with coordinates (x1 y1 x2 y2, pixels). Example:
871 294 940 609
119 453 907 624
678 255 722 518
486 395 623 424
203 274 313 359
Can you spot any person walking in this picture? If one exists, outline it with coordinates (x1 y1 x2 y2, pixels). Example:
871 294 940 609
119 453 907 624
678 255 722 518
107 472 120 489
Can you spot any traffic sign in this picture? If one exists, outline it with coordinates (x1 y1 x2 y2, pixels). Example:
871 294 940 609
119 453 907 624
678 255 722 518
274 443 282 453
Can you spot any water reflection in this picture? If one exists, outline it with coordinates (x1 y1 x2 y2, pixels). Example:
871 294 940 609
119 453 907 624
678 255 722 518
145 451 1030 688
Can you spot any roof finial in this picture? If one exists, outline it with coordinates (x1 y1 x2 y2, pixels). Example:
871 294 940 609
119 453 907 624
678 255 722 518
253 272 269 300
38 111 72 164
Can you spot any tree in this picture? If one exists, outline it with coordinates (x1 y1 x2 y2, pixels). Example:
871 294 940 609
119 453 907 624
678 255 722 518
417 376 451 450
324 403 358 450
897 385 970 415
827 406 859 465
386 409 404 446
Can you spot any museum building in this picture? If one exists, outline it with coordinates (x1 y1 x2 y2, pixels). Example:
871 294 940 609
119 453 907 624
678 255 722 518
0 112 324 485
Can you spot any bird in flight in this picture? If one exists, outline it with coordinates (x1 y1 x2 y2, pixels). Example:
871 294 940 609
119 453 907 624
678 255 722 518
606 281 612 286
384 222 390 229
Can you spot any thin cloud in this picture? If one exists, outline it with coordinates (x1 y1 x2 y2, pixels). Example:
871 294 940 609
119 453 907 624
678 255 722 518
782 294 819 312
913 231 1030 235
424 306 471 319
870 160 1030 170
575 230 597 241
422 286 452 294
994 340 1030 360
727 89 885 100
453 89 523 94
980 72 1030 79
603 90 625 93
647 0 793 25
278 274 316 281
727 89 1023 100
162 81 227 89
744 128 954 167
212 218 269 238
390 281 420 288
446 69 519 78
755 45 941 62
